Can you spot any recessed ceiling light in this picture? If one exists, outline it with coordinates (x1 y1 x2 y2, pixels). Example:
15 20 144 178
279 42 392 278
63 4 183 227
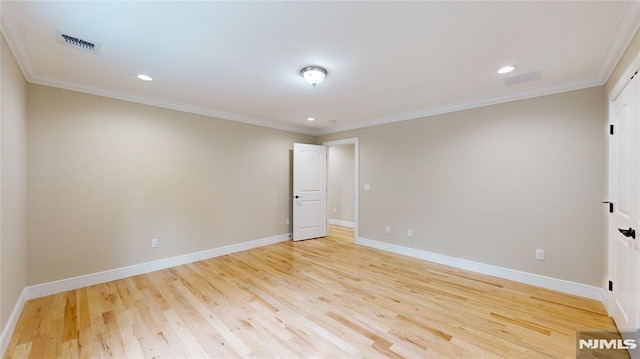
497 66 515 74
307 117 316 122
137 74 153 81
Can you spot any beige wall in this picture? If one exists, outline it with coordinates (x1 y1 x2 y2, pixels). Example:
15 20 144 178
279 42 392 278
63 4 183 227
27 85 313 284
318 86 607 286
4 25 628 302
0 35 27 330
328 144 354 223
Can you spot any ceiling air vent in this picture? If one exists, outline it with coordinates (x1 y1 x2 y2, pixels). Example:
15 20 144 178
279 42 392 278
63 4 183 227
503 70 541 86
56 31 100 54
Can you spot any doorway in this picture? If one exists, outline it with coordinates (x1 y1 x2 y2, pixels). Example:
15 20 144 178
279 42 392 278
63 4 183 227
324 138 359 242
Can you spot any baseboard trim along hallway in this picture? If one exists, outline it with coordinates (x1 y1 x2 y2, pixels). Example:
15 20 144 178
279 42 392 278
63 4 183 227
328 219 355 228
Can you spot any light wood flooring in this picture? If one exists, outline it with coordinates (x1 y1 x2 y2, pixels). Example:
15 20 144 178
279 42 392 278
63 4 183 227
4 225 623 358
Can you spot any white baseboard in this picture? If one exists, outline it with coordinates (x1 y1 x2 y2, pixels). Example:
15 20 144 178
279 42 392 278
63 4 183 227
1 233 604 356
328 219 355 228
0 288 27 356
25 233 291 300
1 232 291 357
356 237 605 302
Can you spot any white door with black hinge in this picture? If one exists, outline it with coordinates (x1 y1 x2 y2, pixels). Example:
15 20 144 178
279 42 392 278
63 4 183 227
293 143 327 241
610 72 640 358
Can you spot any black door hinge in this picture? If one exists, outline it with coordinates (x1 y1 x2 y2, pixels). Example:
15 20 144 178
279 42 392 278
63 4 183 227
608 280 613 291
610 124 614 135
602 201 614 213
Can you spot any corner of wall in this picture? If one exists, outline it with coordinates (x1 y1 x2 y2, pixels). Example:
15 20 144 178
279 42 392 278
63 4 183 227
0 32 28 355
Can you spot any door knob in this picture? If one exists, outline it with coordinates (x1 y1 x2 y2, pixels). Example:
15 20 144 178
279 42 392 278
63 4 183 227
294 195 300 199
618 227 636 239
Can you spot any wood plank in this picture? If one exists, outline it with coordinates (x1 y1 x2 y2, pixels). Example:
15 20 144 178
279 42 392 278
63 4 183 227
3 225 625 358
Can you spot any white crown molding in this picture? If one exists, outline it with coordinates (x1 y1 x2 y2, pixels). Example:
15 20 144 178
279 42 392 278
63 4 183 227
1 11 315 136
3 3 638 138
598 0 640 84
316 78 603 136
30 75 318 136
31 75 606 138
1 12 36 83
356 237 605 302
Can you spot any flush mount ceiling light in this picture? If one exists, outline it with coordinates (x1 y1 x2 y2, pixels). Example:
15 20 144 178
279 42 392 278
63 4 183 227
300 66 327 87
307 117 316 122
497 66 515 74
137 74 153 81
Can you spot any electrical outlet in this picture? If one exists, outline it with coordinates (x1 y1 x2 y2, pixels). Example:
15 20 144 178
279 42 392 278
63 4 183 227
332 208 337 214
536 249 544 260
285 218 290 225
385 226 391 234
408 229 413 237
151 238 158 248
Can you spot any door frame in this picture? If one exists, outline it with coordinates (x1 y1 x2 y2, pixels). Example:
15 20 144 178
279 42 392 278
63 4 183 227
606 50 640 315
323 138 359 242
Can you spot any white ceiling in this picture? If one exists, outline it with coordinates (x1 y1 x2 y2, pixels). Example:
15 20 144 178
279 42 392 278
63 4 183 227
2 1 639 135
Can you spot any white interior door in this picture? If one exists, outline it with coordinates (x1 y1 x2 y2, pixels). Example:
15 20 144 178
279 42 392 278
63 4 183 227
293 143 327 241
610 73 640 356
